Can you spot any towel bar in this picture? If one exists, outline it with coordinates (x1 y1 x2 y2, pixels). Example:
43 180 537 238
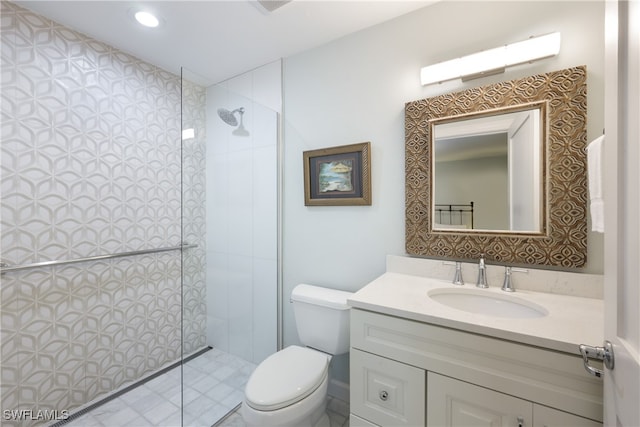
0 244 197 274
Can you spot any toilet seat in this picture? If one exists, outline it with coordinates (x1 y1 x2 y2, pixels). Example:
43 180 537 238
245 345 329 411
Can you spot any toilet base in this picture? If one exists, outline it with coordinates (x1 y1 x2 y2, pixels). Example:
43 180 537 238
241 400 328 427
241 375 329 427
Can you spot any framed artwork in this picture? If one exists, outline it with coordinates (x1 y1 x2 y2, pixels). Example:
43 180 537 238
303 142 371 206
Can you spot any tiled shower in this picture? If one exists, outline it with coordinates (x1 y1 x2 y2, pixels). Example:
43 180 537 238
0 2 280 425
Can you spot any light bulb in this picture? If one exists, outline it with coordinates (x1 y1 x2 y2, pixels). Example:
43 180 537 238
135 11 159 28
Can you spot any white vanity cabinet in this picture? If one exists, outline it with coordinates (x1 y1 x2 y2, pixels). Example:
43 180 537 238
350 348 425 426
349 309 603 427
427 372 532 427
427 373 601 427
532 405 602 427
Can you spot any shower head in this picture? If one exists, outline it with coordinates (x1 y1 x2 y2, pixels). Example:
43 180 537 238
217 107 249 136
217 107 243 127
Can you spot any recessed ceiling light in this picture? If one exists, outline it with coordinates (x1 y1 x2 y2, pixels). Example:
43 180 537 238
134 11 159 28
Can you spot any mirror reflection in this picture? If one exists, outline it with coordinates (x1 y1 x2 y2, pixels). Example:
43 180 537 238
432 105 544 233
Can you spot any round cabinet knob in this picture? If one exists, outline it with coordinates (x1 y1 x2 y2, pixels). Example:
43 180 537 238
379 390 389 401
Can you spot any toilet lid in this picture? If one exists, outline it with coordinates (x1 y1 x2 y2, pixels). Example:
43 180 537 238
245 345 329 411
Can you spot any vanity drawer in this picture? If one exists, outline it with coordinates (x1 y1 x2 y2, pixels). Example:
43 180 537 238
350 348 425 427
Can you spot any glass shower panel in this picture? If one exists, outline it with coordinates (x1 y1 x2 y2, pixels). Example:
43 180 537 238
1 3 184 425
180 69 208 358
180 63 281 426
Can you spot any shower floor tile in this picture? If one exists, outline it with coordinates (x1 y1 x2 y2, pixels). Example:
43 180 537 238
64 348 256 427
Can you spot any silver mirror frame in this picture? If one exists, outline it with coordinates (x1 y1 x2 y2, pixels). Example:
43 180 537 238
405 66 588 268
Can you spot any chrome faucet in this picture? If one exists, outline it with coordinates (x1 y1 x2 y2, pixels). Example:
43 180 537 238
476 254 488 288
452 261 464 285
502 266 515 292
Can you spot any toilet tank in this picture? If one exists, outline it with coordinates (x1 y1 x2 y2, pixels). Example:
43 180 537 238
291 284 353 355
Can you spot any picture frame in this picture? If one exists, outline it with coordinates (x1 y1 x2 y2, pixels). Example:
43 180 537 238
303 142 371 206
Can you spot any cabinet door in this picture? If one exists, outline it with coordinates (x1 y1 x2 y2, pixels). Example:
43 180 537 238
533 404 601 427
427 372 532 427
351 348 426 427
350 413 380 427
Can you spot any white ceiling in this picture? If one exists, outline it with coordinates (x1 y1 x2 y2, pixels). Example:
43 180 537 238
16 0 436 86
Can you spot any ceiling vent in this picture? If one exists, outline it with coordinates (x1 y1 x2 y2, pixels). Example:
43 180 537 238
255 0 292 13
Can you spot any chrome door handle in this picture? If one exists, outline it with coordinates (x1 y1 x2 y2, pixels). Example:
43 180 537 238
579 341 614 377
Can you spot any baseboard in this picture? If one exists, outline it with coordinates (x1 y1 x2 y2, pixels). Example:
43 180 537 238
328 378 350 403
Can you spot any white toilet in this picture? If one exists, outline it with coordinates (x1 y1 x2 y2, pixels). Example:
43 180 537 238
241 284 353 427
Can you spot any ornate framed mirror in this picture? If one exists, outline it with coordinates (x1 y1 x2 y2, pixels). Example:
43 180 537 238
405 66 587 267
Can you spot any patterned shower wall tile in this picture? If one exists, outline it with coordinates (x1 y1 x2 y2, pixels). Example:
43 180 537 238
1 5 183 266
0 255 184 423
1 2 207 423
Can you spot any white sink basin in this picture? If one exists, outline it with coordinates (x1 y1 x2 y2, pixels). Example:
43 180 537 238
427 288 548 318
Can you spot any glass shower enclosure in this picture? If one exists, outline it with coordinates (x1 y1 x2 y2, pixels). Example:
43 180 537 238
180 63 281 425
0 5 186 420
0 2 280 423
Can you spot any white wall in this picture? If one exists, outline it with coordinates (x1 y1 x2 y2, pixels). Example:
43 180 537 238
435 156 509 230
282 1 604 386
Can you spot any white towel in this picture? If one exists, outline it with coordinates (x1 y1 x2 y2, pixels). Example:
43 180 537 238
586 135 605 232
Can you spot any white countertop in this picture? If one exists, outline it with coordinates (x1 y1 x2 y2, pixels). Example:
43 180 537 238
348 272 604 355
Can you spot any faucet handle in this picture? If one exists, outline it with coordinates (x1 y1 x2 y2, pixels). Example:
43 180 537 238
452 261 464 286
476 255 488 288
502 266 514 292
501 266 527 292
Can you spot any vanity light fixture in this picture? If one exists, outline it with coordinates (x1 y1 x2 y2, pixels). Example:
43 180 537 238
420 32 561 86
134 10 160 28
